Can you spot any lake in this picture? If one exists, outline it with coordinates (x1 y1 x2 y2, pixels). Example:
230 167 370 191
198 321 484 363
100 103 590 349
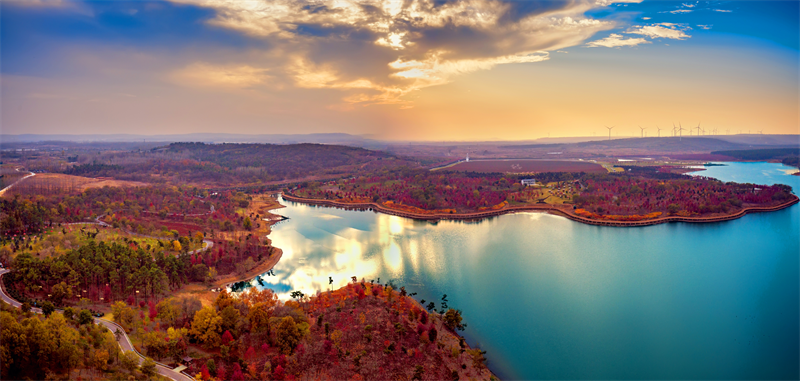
248 162 799 380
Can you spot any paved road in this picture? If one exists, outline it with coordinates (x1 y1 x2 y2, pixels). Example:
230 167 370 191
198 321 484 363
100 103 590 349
0 269 193 381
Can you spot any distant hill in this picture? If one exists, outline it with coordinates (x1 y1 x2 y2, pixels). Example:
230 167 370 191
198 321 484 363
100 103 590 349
573 137 766 152
712 134 800 146
711 147 800 168
0 132 386 148
57 142 417 187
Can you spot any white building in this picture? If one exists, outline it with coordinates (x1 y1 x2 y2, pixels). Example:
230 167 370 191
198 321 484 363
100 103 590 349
521 179 537 186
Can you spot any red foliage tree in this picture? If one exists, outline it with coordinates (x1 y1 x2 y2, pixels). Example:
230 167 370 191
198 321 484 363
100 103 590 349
273 365 285 381
221 330 234 346
201 364 211 380
244 346 255 361
231 363 244 381
148 301 157 319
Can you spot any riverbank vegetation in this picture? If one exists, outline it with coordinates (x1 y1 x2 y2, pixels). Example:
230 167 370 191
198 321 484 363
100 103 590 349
105 282 492 381
573 173 793 217
292 169 524 212
290 168 794 220
0 185 280 311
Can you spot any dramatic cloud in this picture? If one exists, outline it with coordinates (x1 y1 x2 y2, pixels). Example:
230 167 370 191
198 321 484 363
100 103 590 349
587 33 650 48
168 0 620 106
628 23 691 40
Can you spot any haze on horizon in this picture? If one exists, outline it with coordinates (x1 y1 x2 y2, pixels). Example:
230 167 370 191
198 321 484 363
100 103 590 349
1 0 798 141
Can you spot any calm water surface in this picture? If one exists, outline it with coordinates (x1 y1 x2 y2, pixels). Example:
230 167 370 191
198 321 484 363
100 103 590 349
249 162 799 380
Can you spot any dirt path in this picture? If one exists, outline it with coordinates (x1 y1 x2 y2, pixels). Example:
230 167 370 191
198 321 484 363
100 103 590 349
0 168 35 198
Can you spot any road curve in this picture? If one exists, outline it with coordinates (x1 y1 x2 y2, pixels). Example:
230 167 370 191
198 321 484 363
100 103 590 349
0 168 35 198
0 269 193 381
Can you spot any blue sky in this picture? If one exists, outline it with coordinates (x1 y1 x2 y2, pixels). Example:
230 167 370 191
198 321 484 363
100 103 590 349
1 0 797 140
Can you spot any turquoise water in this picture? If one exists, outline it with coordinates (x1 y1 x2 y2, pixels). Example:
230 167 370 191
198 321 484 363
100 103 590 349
252 162 799 380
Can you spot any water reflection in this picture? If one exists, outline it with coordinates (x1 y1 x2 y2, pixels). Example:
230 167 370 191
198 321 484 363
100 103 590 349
236 163 799 380
244 204 423 298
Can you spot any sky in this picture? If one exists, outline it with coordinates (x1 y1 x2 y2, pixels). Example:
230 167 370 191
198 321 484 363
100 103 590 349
1 0 798 141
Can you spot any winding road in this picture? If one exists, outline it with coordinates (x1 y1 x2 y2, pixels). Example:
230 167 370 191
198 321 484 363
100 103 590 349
0 270 194 381
1 179 215 379
0 167 35 198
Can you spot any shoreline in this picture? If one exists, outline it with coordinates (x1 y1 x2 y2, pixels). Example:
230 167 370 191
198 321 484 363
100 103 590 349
281 192 799 227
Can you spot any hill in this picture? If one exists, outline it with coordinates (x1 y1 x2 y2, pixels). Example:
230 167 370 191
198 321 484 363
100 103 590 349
52 142 419 187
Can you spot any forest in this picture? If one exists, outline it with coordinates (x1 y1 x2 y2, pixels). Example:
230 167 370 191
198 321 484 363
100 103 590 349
291 167 794 218
293 169 526 212
1 281 491 380
0 184 253 238
1 300 161 380
2 140 797 381
50 142 422 187
110 283 488 380
573 173 793 217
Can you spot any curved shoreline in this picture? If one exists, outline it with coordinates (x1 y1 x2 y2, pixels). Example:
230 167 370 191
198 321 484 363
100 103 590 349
281 192 799 227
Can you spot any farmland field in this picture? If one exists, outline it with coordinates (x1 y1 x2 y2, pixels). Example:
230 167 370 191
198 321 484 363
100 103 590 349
1 173 146 198
444 159 607 173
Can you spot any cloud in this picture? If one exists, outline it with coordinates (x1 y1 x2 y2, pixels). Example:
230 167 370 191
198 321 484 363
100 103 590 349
587 33 651 48
664 9 692 14
642 17 651 20
697 24 712 30
167 0 617 106
4 0 94 16
9 0 81 9
594 0 643 6
628 23 691 40
713 9 732 13
169 63 271 89
681 3 696 8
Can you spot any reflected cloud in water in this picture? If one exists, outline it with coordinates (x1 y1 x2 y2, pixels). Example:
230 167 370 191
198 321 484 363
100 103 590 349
245 197 512 299
249 198 439 299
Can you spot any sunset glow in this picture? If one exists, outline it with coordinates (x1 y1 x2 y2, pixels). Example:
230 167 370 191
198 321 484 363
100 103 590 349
2 0 798 140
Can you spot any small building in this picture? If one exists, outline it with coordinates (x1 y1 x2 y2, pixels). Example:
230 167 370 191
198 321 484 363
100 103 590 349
521 179 537 186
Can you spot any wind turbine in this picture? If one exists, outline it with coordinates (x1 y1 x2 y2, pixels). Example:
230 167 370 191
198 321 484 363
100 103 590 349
605 125 615 141
656 125 662 138
678 123 686 141
758 129 764 134
673 123 678 137
638 125 647 138
695 122 702 136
